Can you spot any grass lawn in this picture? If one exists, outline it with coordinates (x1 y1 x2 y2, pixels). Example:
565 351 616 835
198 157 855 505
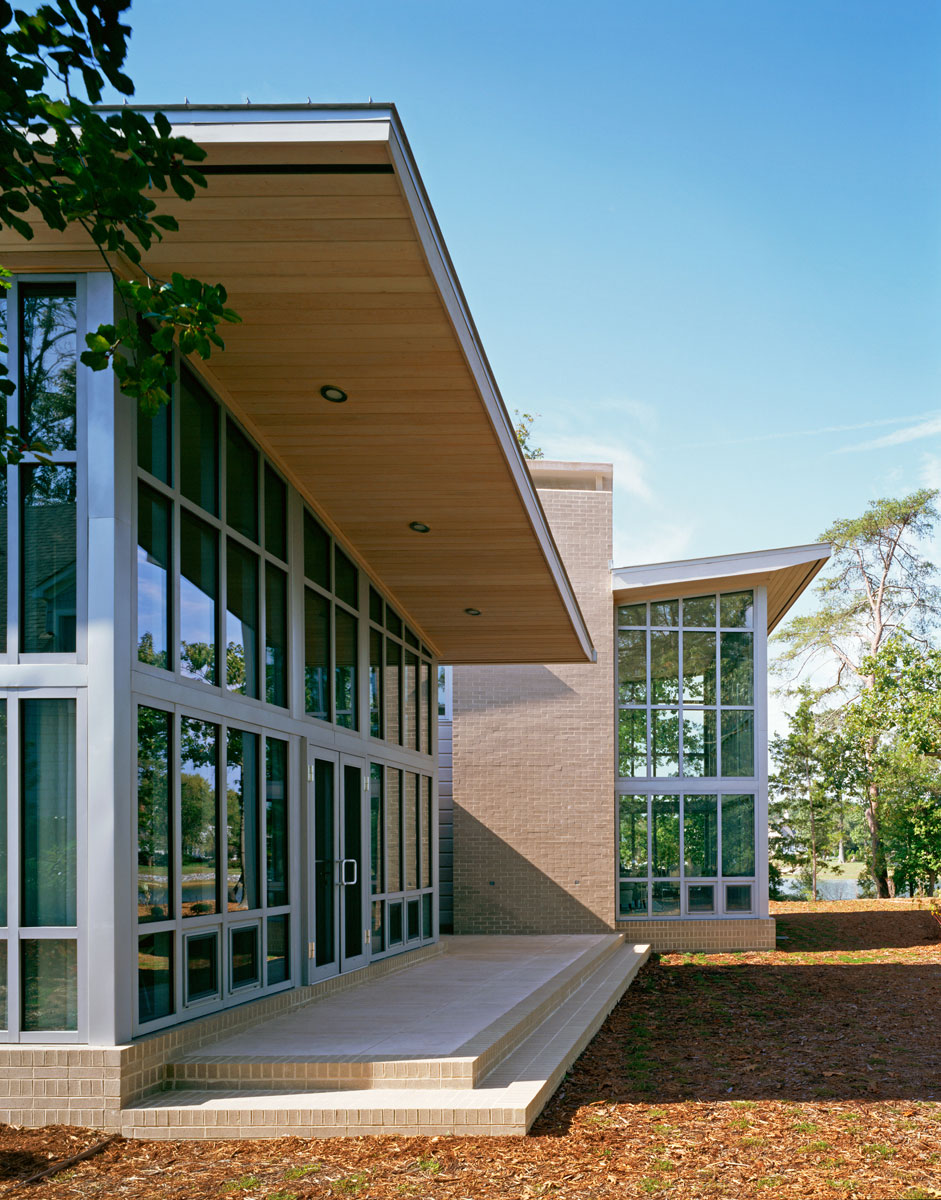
2 899 939 1199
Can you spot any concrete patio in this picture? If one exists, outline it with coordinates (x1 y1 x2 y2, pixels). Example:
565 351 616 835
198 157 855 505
121 934 650 1137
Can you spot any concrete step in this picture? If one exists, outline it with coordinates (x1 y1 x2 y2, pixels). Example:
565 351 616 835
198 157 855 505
164 932 628 1094
120 940 650 1138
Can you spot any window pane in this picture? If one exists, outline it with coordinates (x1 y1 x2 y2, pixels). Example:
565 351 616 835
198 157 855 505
185 932 218 1002
720 632 754 706
369 587 383 624
313 761 334 968
137 392 171 484
0 705 6 927
682 595 715 626
422 777 433 890
303 511 330 588
722 794 756 876
619 796 648 875
688 884 715 913
370 765 383 894
404 650 418 749
264 465 287 561
721 710 754 777
0 472 6 653
226 540 259 697
179 512 217 685
437 665 447 717
386 606 402 637
231 925 259 989
421 661 431 755
137 483 171 669
682 632 715 704
265 564 288 707
651 709 679 777
683 795 718 876
21 698 76 926
385 639 401 744
651 796 680 877
335 608 358 730
726 883 753 912
267 915 289 985
386 768 402 893
21 464 76 653
225 419 258 541
405 773 419 891
334 545 358 608
372 901 385 952
682 710 717 778
369 629 383 738
617 602 645 627
650 599 679 627
422 892 433 939
21 939 77 1030
619 881 647 915
179 366 218 515
650 631 679 703
388 899 403 945
652 882 681 915
618 630 646 703
226 729 259 912
304 589 330 720
180 717 217 917
618 709 647 777
138 706 171 922
138 931 173 1023
19 285 76 451
266 738 288 907
720 590 754 629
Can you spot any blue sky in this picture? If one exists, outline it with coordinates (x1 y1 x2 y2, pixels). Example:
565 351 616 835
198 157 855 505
116 1 941 584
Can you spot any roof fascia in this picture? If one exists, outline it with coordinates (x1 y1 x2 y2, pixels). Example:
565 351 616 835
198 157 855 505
611 542 831 591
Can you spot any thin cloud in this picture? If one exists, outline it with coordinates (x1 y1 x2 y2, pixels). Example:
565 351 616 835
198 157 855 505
679 412 934 451
838 414 941 454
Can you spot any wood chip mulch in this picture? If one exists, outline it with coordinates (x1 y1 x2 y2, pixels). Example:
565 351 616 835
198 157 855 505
1 899 939 1199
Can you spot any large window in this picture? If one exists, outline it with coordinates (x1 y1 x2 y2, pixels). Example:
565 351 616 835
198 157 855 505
369 765 435 954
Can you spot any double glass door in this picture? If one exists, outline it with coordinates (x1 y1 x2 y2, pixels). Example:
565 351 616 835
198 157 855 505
310 753 369 977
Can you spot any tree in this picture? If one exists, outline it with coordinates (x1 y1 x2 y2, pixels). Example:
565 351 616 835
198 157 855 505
774 491 941 895
0 0 240 463
513 410 544 459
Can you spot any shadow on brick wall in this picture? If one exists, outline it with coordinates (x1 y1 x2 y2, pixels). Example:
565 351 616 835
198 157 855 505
452 809 610 935
455 665 578 712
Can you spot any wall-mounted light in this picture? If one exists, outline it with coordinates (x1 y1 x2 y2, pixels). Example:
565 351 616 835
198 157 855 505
320 385 347 403
464 607 482 616
409 521 431 533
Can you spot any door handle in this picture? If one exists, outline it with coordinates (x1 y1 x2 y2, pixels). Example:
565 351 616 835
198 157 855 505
341 858 358 886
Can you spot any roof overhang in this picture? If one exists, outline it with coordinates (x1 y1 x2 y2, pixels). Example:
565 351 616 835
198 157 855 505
611 542 831 632
0 103 593 665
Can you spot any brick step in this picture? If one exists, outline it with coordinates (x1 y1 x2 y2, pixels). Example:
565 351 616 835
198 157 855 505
165 933 628 1093
120 941 650 1138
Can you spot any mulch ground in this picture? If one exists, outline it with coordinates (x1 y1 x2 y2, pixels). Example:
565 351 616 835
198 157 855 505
1 899 939 1199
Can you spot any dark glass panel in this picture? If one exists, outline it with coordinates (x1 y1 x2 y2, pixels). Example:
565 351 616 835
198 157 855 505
683 795 718 877
225 540 259 697
385 639 401 744
618 796 647 876
721 711 755 777
225 419 258 541
334 545 358 608
342 764 363 961
21 464 76 653
180 717 217 917
385 606 402 637
652 881 681 915
137 391 172 484
421 893 432 939
137 483 171 669
264 464 288 561
21 939 77 1030
370 765 383 894
422 661 432 755
722 794 756 876
688 884 715 913
404 626 419 649
21 698 76 926
138 931 173 1023
0 704 5 926
179 365 218 515
720 590 754 629
0 472 6 653
617 602 645 627
369 629 383 738
179 511 217 685
683 595 716 627
226 729 259 912
185 932 218 1002
19 285 76 451
405 773 419 891
303 510 330 588
0 942 7 1028
404 650 418 749
726 883 753 912
386 768 402 893
421 777 432 890
266 738 288 907
619 881 647 915
266 915 289 985
407 898 420 941
618 630 646 703
388 899 403 945
314 760 334 968
335 608 358 730
230 925 259 989
651 795 680 877
137 706 171 922
650 599 679 627
265 564 288 707
618 709 647 778
372 901 385 952
720 632 754 706
369 586 383 624
304 588 330 720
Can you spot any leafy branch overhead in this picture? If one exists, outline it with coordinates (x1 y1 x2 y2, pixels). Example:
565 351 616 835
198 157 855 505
0 0 240 451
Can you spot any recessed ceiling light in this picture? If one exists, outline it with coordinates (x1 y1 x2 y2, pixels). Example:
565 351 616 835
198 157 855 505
409 521 431 533
320 385 347 403
464 607 482 616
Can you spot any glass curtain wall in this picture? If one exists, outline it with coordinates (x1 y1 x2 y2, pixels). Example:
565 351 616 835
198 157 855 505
369 766 435 955
616 591 758 918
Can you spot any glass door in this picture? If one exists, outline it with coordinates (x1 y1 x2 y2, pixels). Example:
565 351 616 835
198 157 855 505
339 758 369 972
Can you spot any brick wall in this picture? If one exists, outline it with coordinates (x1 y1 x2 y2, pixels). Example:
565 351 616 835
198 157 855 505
451 467 616 934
